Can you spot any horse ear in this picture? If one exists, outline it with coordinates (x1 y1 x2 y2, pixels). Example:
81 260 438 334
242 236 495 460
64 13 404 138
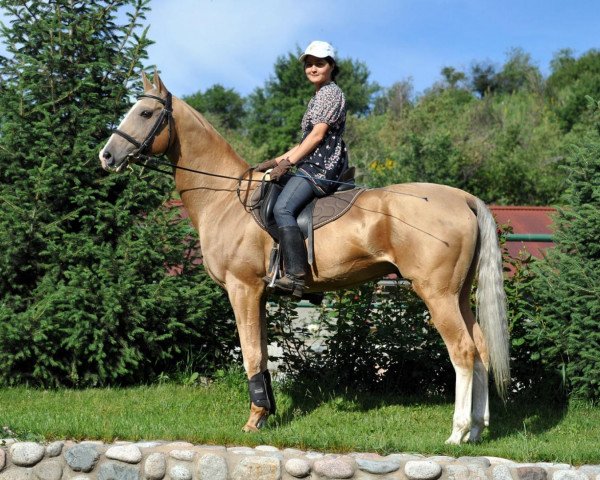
142 70 153 92
154 69 168 94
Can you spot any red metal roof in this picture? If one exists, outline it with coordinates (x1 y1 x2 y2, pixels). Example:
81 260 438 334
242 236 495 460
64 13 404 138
489 205 556 260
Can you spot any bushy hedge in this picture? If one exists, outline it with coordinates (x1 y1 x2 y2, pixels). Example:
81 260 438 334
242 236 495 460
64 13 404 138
0 205 238 387
269 283 454 396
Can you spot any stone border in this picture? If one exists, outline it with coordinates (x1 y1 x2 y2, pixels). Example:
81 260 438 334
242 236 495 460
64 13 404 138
1 439 599 480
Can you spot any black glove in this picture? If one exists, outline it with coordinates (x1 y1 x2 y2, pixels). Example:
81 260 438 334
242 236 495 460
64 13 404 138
254 158 277 172
269 158 292 182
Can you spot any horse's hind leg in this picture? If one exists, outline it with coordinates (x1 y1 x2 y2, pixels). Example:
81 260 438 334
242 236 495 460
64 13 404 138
460 281 490 442
413 285 476 444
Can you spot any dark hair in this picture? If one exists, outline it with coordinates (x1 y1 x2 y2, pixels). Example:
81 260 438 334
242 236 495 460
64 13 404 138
325 56 340 82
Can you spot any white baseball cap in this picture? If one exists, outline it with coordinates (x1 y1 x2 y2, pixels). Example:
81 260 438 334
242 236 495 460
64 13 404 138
299 40 336 62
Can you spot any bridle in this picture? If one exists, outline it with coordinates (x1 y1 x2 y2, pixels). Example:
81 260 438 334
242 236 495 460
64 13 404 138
112 92 173 159
109 91 427 209
109 91 265 208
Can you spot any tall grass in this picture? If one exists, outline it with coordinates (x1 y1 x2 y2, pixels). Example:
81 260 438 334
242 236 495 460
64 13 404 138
0 374 598 465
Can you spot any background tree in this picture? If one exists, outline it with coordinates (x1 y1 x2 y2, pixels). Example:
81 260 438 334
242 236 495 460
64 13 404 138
496 47 544 95
246 49 379 157
0 0 237 387
547 48 600 132
183 84 245 129
440 66 467 89
372 78 414 119
470 61 499 97
525 98 600 400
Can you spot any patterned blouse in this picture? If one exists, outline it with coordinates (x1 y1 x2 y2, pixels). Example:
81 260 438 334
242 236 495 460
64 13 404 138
297 82 348 196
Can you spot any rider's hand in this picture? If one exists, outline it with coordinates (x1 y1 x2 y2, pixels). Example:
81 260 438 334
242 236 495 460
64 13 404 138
269 158 292 182
254 158 277 172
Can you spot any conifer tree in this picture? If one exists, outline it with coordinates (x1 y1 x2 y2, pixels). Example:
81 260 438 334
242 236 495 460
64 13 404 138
527 98 600 400
0 0 236 387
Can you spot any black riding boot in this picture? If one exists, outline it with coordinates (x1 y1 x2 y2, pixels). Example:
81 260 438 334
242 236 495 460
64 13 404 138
272 226 308 298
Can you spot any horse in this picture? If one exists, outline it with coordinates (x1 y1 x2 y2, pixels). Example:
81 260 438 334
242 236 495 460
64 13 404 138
99 71 509 444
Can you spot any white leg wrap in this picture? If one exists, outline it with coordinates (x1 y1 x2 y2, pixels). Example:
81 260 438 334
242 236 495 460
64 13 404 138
446 363 473 445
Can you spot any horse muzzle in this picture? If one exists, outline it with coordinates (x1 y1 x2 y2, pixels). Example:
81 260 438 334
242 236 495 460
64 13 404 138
99 148 130 173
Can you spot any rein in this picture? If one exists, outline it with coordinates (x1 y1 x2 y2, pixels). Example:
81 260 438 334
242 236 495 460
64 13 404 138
115 93 428 203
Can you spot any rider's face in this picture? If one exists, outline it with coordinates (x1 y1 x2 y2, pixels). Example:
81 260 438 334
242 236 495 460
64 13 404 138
304 55 333 89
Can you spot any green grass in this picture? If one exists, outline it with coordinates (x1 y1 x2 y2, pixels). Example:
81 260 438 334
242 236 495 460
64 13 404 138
1 378 598 465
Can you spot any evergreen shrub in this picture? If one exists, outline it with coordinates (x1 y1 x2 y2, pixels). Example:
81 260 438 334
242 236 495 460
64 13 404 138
0 0 238 387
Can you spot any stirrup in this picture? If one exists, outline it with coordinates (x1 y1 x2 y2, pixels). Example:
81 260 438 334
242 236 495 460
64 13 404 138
272 275 305 298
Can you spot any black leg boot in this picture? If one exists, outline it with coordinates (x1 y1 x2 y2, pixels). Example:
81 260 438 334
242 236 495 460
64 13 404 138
272 226 308 298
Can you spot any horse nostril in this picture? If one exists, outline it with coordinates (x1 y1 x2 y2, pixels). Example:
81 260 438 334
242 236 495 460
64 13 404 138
103 150 114 166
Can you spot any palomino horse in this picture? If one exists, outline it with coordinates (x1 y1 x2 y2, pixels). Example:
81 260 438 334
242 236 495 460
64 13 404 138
99 71 509 444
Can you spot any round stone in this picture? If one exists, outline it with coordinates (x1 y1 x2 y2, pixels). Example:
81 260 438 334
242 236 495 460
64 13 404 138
10 443 45 467
197 446 227 453
227 447 255 456
579 467 600 477
45 443 63 458
106 445 143 464
0 468 31 480
165 442 193 450
553 472 589 480
97 461 140 480
255 446 279 453
284 458 311 478
64 445 100 473
283 449 305 457
405 460 443 480
458 457 492 468
305 451 324 460
356 458 400 474
429 456 456 463
487 457 517 466
32 459 62 480
492 465 514 480
446 464 470 480
197 454 227 480
232 457 281 480
169 465 191 480
517 467 548 480
169 450 194 462
144 452 167 480
388 453 424 463
313 457 356 479
469 465 489 480
133 442 163 449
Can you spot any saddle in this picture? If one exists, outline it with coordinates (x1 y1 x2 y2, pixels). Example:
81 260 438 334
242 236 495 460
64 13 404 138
249 169 365 266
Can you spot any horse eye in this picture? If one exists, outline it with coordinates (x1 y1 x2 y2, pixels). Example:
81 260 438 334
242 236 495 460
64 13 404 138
140 110 153 118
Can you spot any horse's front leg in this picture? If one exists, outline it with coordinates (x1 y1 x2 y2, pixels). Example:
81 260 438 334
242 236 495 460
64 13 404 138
226 278 274 432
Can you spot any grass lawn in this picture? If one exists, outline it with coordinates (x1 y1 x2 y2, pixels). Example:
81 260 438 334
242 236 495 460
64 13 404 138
1 377 598 465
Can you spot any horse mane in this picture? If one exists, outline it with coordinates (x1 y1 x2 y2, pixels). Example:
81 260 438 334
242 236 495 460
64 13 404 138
174 95 249 167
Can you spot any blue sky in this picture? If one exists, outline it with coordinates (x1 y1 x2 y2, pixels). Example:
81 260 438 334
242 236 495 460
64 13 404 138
0 1 597 98
145 0 599 98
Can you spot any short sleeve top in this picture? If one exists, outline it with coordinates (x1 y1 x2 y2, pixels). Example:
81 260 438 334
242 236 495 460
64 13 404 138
297 82 348 195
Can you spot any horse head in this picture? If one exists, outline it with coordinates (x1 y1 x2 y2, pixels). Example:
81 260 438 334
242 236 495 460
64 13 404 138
99 70 173 172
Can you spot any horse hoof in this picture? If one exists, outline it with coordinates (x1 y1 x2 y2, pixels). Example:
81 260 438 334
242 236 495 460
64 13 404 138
242 423 259 433
242 414 268 432
242 404 269 432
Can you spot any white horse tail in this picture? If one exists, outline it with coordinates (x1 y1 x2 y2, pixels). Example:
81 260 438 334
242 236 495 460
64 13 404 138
474 197 510 400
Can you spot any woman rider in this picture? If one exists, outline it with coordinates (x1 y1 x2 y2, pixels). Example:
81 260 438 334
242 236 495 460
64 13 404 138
254 40 349 297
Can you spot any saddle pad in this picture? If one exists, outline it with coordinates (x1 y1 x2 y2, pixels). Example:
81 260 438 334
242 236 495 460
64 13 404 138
250 185 365 234
311 188 365 228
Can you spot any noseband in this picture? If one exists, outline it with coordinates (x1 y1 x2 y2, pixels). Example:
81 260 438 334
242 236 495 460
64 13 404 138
112 92 173 158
